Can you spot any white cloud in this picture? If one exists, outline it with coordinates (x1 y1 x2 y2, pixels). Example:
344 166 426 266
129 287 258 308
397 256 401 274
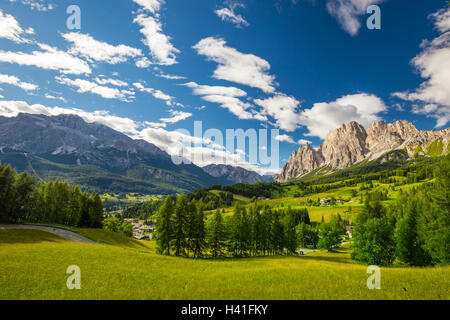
299 93 387 139
254 94 302 132
298 139 312 145
94 77 128 87
275 135 312 145
215 3 249 28
0 100 141 134
430 7 450 33
201 94 258 120
0 43 91 75
0 9 33 43
134 14 179 66
183 81 264 120
392 7 450 128
133 82 176 106
62 32 143 65
157 72 186 80
44 93 67 103
0 99 265 172
0 74 38 91
326 0 385 36
132 0 164 14
275 134 296 144
56 76 134 102
182 81 247 97
135 57 152 68
160 110 192 124
9 0 55 12
193 37 276 93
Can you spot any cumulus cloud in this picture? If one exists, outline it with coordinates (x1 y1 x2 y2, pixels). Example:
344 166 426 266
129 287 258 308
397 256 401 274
326 0 385 36
392 7 450 128
0 43 91 75
193 37 276 93
254 94 302 132
183 81 264 121
275 134 296 144
56 76 135 102
134 14 180 66
62 32 143 65
131 0 179 66
299 93 387 139
132 0 164 14
215 2 249 28
0 9 33 43
0 74 38 91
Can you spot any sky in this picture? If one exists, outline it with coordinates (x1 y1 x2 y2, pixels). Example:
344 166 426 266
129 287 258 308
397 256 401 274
0 0 449 174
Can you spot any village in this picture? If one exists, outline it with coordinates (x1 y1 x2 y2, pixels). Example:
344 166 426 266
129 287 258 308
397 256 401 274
123 218 155 241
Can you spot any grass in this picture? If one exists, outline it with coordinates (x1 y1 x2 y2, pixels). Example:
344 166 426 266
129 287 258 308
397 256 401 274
0 229 448 300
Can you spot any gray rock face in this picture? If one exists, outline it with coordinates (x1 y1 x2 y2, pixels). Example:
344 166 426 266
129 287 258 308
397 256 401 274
0 113 168 170
279 120 450 182
202 164 274 184
318 121 368 169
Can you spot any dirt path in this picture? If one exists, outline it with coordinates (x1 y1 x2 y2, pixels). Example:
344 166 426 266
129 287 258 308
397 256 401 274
0 225 98 244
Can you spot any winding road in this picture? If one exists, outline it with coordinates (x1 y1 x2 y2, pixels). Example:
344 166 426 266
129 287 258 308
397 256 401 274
0 224 98 244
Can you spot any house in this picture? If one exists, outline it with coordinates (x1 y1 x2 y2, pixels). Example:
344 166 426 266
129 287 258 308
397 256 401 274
346 226 354 238
124 218 139 224
320 198 331 206
139 225 154 233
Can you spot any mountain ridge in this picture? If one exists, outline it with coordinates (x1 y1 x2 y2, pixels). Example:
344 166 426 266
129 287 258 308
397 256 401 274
0 113 226 193
202 164 275 184
279 120 450 182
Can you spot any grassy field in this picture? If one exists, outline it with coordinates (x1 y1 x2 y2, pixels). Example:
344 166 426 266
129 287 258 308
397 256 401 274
0 229 448 300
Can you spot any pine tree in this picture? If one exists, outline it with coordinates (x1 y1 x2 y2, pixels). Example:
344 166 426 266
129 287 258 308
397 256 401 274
188 200 206 257
207 209 227 257
77 192 92 228
155 196 175 255
395 200 430 266
89 193 104 228
173 195 189 256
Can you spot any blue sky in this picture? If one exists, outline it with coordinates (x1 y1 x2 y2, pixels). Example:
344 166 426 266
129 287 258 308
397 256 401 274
0 0 449 174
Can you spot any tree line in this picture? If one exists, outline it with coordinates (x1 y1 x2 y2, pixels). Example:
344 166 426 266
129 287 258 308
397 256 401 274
0 163 104 228
352 155 449 266
155 195 349 258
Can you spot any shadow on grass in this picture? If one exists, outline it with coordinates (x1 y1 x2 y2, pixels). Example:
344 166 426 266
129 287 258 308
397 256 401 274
0 229 65 245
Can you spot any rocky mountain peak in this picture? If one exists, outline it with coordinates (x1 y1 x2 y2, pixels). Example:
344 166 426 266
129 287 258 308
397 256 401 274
279 120 450 182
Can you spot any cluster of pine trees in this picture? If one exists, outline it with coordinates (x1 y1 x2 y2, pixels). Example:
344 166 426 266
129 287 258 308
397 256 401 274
155 195 321 258
0 163 104 228
352 155 449 266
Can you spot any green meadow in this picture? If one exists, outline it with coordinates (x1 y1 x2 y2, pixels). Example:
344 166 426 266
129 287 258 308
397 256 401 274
1 229 448 300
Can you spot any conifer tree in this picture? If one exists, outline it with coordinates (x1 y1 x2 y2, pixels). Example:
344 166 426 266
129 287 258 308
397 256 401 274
155 196 175 255
173 195 189 256
207 209 227 257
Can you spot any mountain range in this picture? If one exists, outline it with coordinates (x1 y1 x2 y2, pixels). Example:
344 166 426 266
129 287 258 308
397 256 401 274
201 164 275 184
279 120 450 182
0 113 228 194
